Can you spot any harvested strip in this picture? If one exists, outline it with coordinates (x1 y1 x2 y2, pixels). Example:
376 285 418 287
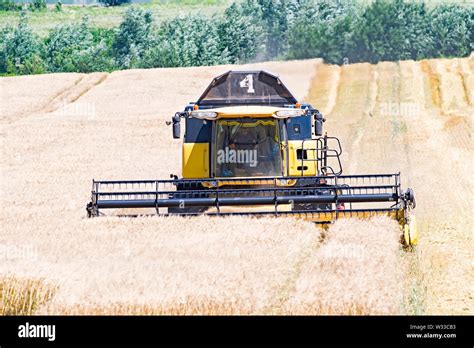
284 217 403 315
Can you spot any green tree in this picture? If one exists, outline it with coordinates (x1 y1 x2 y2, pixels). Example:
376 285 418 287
0 12 45 75
349 0 433 63
98 0 130 7
0 0 22 12
55 1 62 12
429 4 473 58
255 0 294 59
142 14 229 68
113 6 154 69
288 0 357 64
217 2 264 63
234 0 299 60
28 0 46 12
2 0 473 76
44 16 113 72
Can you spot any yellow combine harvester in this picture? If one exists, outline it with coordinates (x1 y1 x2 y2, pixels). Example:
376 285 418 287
86 71 417 246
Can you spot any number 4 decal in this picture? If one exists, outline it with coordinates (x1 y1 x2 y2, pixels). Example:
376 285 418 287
239 74 255 94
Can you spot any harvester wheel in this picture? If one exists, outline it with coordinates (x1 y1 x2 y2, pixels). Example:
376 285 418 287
403 215 418 247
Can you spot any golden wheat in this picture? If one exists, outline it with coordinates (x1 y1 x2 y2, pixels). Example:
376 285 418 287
0 276 56 315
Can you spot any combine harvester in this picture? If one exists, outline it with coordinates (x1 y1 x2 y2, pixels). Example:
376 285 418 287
86 71 417 246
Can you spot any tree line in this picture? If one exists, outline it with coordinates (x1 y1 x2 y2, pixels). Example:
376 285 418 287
1 0 472 75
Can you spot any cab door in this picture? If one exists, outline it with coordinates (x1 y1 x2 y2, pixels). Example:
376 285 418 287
279 120 289 176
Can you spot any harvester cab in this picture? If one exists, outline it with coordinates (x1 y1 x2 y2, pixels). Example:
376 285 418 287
172 71 340 179
86 71 418 246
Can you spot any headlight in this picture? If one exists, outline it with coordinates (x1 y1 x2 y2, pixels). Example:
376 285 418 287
274 109 305 118
191 111 218 119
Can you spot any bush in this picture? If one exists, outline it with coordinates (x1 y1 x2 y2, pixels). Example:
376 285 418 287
112 6 154 68
429 4 473 58
141 14 230 68
287 0 472 64
288 0 357 64
28 0 46 12
55 1 62 12
0 0 22 11
0 12 45 75
348 0 433 63
217 2 264 64
91 27 116 48
222 0 298 61
1 0 473 76
98 0 130 6
254 0 296 60
44 16 114 72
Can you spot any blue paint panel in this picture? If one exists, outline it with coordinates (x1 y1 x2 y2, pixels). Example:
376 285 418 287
286 116 312 140
184 117 212 143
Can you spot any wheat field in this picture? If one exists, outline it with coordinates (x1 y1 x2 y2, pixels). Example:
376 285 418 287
1 56 473 315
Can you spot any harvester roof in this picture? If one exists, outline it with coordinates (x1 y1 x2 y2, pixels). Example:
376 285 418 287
195 70 298 108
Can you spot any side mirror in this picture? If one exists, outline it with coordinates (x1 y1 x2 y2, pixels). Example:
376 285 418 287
314 111 325 136
172 114 181 139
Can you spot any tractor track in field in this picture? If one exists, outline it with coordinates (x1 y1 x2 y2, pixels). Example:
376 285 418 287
459 59 474 105
262 233 321 315
307 64 341 116
41 72 109 113
436 60 473 151
3 72 108 124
